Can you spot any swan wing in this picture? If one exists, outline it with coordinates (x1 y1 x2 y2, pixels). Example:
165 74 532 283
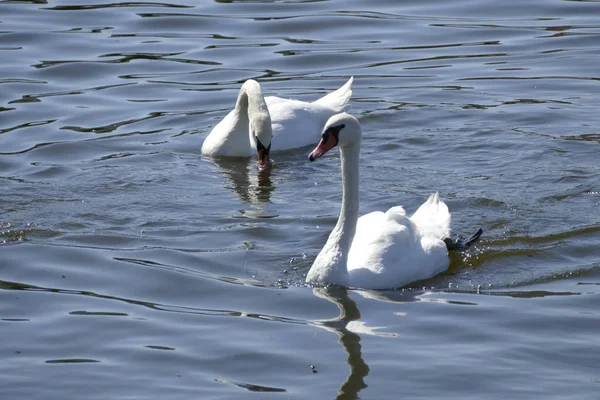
265 98 345 150
312 76 353 112
346 205 449 289
264 78 353 150
346 211 416 285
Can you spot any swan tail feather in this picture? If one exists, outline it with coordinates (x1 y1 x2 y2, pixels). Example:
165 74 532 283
313 77 353 112
410 192 451 239
443 228 483 252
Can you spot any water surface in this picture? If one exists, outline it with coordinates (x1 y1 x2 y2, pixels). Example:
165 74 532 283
1 0 600 399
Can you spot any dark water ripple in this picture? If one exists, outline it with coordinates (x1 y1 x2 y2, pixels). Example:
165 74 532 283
1 0 600 399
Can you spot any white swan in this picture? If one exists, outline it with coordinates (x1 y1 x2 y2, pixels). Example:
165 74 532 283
201 77 353 170
306 113 480 290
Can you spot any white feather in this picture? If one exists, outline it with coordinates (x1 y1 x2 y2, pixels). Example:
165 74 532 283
201 77 353 157
306 113 452 290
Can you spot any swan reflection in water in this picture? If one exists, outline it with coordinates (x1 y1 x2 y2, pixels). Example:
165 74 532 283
311 287 427 400
212 157 277 217
311 286 370 400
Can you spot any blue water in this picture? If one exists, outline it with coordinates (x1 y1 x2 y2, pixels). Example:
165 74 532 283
1 1 600 399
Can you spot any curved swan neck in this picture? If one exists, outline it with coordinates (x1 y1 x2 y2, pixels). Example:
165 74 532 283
335 143 361 241
307 142 360 286
234 80 271 146
235 81 263 115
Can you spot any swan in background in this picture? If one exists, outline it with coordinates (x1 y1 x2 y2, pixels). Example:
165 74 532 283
306 113 482 290
201 77 353 170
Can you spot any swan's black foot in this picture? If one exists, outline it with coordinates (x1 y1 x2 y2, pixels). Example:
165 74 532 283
444 228 483 252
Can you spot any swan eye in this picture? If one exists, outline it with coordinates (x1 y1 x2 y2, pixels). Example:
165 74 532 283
323 124 345 145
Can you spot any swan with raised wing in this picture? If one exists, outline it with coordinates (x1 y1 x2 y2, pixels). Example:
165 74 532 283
201 77 353 170
306 113 482 289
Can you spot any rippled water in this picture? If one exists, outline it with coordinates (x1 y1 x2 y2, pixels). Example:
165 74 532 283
2 0 600 399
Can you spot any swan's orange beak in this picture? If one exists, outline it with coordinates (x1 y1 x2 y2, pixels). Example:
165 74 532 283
257 148 271 171
309 131 338 161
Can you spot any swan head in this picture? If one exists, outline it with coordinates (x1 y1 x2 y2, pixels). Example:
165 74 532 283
309 113 361 161
251 116 272 171
240 79 273 171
